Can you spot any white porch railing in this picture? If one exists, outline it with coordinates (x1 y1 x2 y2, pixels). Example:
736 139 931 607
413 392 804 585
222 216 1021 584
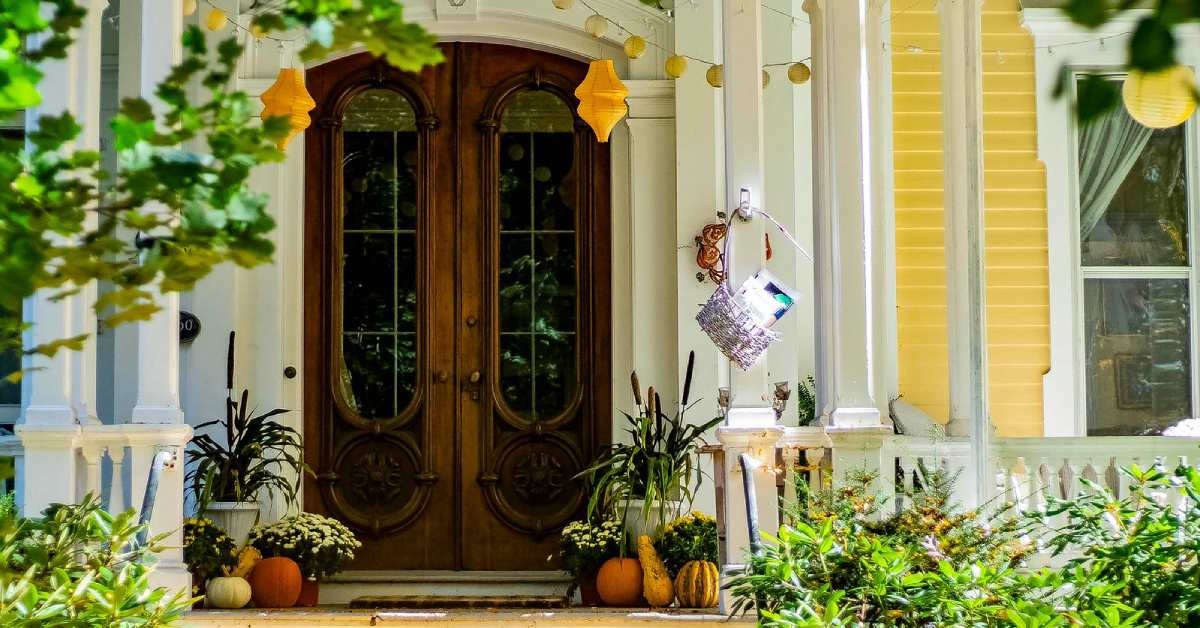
992 436 1200 512
715 428 1200 541
6 424 190 516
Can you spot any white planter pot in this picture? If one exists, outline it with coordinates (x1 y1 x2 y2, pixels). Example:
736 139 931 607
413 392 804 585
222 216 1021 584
618 499 682 542
203 501 261 548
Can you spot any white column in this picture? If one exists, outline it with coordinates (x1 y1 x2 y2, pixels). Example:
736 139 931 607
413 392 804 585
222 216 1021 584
673 0 724 517
121 0 190 593
714 0 785 608
939 0 990 504
20 0 105 427
804 0 888 429
720 0 774 428
626 82 680 415
17 0 107 513
128 0 185 426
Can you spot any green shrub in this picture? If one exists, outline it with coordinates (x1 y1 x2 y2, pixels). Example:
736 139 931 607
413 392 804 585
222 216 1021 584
1024 462 1200 627
727 467 1143 626
0 494 195 626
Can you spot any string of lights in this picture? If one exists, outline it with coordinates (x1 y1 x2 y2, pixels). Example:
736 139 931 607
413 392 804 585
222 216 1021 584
194 0 301 47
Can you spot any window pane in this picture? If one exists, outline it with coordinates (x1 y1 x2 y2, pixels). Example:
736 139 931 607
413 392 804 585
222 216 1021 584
1079 87 1189 266
0 306 17 408
1084 278 1191 435
339 89 419 419
0 348 16 407
497 89 578 420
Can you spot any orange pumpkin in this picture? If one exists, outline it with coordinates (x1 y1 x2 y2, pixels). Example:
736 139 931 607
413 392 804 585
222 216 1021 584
248 557 302 608
596 557 644 607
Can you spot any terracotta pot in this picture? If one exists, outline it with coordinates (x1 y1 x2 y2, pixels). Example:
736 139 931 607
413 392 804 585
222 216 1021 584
596 557 643 607
577 572 602 606
295 578 320 607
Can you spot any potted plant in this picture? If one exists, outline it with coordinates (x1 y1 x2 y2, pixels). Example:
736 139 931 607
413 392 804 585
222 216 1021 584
248 511 362 607
554 518 623 605
187 331 308 547
577 351 721 542
655 511 720 608
182 516 238 602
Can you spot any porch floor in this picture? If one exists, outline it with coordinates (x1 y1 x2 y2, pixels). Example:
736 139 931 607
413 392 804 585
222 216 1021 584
182 607 749 627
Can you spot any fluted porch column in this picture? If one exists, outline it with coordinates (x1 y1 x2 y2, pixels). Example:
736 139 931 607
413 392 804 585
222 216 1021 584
804 0 890 431
121 0 189 593
16 0 107 514
940 0 990 505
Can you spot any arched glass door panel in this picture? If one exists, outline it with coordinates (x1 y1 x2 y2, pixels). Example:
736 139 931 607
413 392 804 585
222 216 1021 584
496 89 579 422
339 88 420 420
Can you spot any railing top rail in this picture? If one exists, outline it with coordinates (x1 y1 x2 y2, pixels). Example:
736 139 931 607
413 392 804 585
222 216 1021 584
994 436 1200 458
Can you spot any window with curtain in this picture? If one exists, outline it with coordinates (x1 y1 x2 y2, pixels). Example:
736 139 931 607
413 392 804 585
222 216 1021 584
1078 76 1193 436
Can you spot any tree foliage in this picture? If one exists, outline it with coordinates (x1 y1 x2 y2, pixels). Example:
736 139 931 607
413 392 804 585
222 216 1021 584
1058 1 1200 122
0 1 441 372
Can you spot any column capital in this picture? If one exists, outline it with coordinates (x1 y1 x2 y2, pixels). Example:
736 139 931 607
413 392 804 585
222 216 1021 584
625 79 675 120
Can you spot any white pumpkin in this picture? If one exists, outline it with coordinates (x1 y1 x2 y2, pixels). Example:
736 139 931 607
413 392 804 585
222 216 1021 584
206 576 252 609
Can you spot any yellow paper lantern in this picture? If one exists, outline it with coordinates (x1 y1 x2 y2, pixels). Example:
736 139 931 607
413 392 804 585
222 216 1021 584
250 22 266 39
260 68 316 149
552 0 575 8
182 0 198 17
1122 65 1198 129
787 62 811 85
575 59 628 143
585 14 608 38
206 8 227 31
706 64 723 88
762 69 770 88
665 54 687 79
624 35 646 60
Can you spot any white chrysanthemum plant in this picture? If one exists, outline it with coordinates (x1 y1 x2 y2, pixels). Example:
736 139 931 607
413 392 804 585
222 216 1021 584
248 512 362 580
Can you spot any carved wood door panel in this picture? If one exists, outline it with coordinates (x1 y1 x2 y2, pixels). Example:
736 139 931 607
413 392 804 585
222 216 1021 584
304 44 610 571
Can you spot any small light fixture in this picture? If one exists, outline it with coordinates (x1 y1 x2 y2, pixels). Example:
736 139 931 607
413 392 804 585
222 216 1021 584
261 68 317 149
575 59 628 143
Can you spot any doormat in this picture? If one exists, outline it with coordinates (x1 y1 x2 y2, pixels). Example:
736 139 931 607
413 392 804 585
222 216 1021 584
349 595 569 609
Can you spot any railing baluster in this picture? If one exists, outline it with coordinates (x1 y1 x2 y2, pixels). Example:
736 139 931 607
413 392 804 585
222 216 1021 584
110 446 127 513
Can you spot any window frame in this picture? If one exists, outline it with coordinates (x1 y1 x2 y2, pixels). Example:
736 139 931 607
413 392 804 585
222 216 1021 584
0 113 21 426
1026 7 1200 435
1070 73 1200 436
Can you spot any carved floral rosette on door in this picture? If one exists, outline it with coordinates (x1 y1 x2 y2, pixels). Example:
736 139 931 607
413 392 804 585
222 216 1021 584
476 70 597 537
316 65 440 537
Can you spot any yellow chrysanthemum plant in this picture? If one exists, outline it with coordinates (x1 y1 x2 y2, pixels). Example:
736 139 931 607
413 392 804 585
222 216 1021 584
183 517 239 593
654 511 718 577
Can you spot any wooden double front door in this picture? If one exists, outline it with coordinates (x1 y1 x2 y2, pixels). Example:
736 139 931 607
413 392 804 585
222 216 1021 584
303 44 611 571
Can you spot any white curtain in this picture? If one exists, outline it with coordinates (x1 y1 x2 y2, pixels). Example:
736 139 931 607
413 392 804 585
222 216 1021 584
1078 106 1153 239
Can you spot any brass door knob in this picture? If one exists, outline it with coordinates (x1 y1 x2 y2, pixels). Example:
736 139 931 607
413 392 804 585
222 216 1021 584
468 370 482 384
436 370 449 383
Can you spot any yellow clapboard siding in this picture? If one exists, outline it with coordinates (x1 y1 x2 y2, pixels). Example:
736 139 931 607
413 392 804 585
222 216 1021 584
892 0 1049 436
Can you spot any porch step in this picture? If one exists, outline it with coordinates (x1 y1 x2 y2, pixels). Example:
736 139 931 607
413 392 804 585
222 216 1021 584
319 571 573 605
349 595 568 609
183 608 751 627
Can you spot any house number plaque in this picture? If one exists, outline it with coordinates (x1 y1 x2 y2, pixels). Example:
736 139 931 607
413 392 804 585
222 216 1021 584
179 311 201 344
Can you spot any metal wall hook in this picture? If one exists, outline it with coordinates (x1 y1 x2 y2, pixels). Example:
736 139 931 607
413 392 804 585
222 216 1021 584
736 188 754 221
